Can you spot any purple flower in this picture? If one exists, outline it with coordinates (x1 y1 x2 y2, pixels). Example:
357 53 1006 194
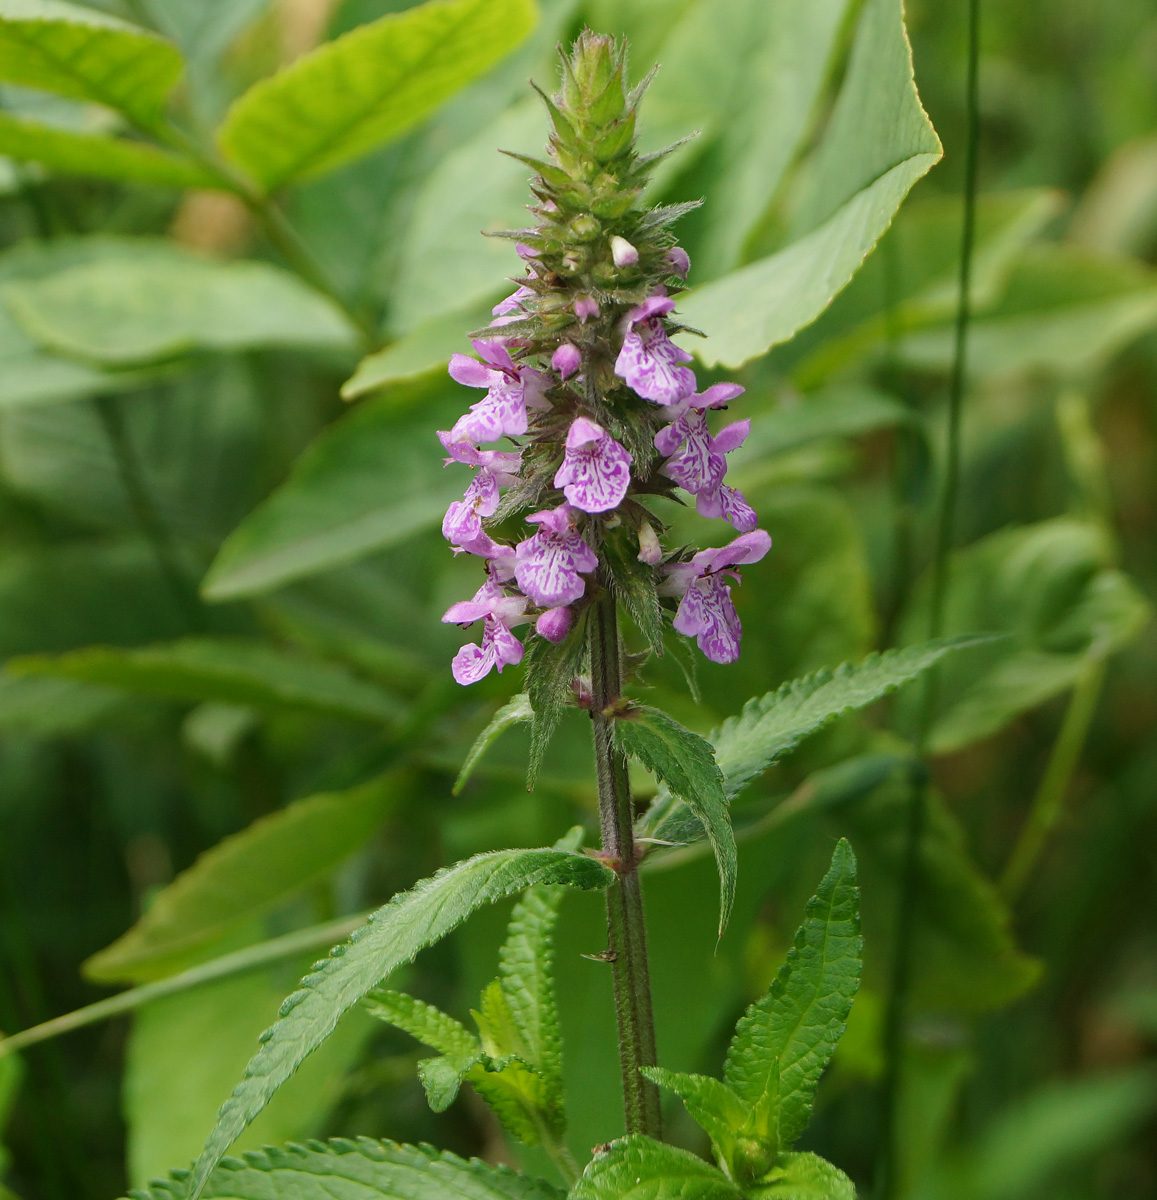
666 247 691 279
552 342 582 379
491 285 533 326
654 384 747 496
574 295 599 322
614 294 696 406
536 606 573 643
553 416 633 513
663 530 772 664
515 504 598 607
696 480 758 533
443 578 527 685
448 341 547 443
442 470 499 547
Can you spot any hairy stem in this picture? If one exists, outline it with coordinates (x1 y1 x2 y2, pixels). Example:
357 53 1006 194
877 1 981 1195
588 588 662 1139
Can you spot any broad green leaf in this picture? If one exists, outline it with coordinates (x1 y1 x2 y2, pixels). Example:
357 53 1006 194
678 0 942 368
748 1151 855 1200
0 0 183 129
127 1137 564 1200
724 840 861 1151
2 246 357 366
0 111 212 187
571 1135 743 1200
455 693 534 794
900 520 1151 753
188 847 614 1197
615 705 736 935
85 773 403 984
218 0 538 191
11 637 405 726
202 380 466 600
0 672 126 735
641 1067 747 1169
125 965 374 1187
465 1046 554 1144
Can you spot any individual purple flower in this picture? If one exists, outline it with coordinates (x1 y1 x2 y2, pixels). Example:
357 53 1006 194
553 417 633 513
491 284 533 326
536 606 573 643
654 384 747 496
552 342 582 379
662 530 772 664
666 246 690 279
515 503 598 607
442 470 500 547
443 578 527 685
574 295 599 322
696 481 758 533
614 294 696 406
448 341 547 443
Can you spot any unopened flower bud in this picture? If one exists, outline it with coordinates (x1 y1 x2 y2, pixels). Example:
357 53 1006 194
536 606 573 643
611 235 638 267
574 295 599 322
571 214 600 242
666 246 691 279
552 342 582 379
637 522 662 564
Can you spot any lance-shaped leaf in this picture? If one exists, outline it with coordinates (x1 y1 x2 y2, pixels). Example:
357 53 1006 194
126 1138 565 1200
455 693 533 794
0 113 213 188
88 774 403 984
571 1136 743 1200
678 0 942 368
616 705 736 935
0 0 183 129
187 847 614 1198
749 1152 856 1200
641 1068 747 1171
724 840 861 1152
218 0 538 192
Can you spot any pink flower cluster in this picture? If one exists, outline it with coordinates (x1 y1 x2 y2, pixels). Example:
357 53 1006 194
440 256 770 685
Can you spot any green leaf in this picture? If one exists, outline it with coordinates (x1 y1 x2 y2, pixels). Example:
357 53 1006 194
0 0 183 129
85 774 402 984
523 615 586 789
218 0 538 191
11 637 405 726
678 0 942 368
362 989 479 1058
571 1135 743 1200
455 693 534 794
747 1151 856 1200
202 380 466 600
2 246 357 366
616 705 736 936
641 1067 747 1170
724 840 861 1151
127 1138 564 1200
466 1048 553 1145
737 386 915 460
418 1053 482 1111
0 111 213 187
187 847 614 1198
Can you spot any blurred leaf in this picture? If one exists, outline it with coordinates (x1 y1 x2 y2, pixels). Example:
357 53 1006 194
725 839 860 1151
572 1135 742 1200
0 0 183 129
125 967 374 1188
753 1152 855 1200
679 0 942 368
0 672 126 735
0 111 212 187
218 0 538 191
3 245 357 366
901 519 1151 753
616 705 736 935
189 847 614 1195
11 637 405 725
203 380 465 600
129 1138 563 1200
85 772 402 984
455 693 533 794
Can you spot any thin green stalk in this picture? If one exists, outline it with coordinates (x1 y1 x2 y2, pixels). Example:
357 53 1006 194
588 587 662 1139
877 2 980 1196
1001 657 1106 901
93 393 207 633
0 912 368 1058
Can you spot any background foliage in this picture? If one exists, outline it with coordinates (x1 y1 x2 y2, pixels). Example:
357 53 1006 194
0 0 1155 1197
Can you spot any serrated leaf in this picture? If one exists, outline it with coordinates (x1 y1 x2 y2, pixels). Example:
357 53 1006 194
187 847 614 1198
571 1135 743 1200
455 693 533 794
724 840 861 1151
523 617 586 788
616 706 736 936
361 989 479 1059
86 774 402 984
218 0 538 191
467 1053 553 1144
2 247 356 366
417 1053 482 1111
748 1151 856 1200
0 112 213 188
0 0 183 129
126 1137 565 1200
11 637 404 726
678 0 942 368
641 1068 747 1170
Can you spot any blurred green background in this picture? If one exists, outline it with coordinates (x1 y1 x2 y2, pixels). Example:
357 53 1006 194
0 0 1155 1197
